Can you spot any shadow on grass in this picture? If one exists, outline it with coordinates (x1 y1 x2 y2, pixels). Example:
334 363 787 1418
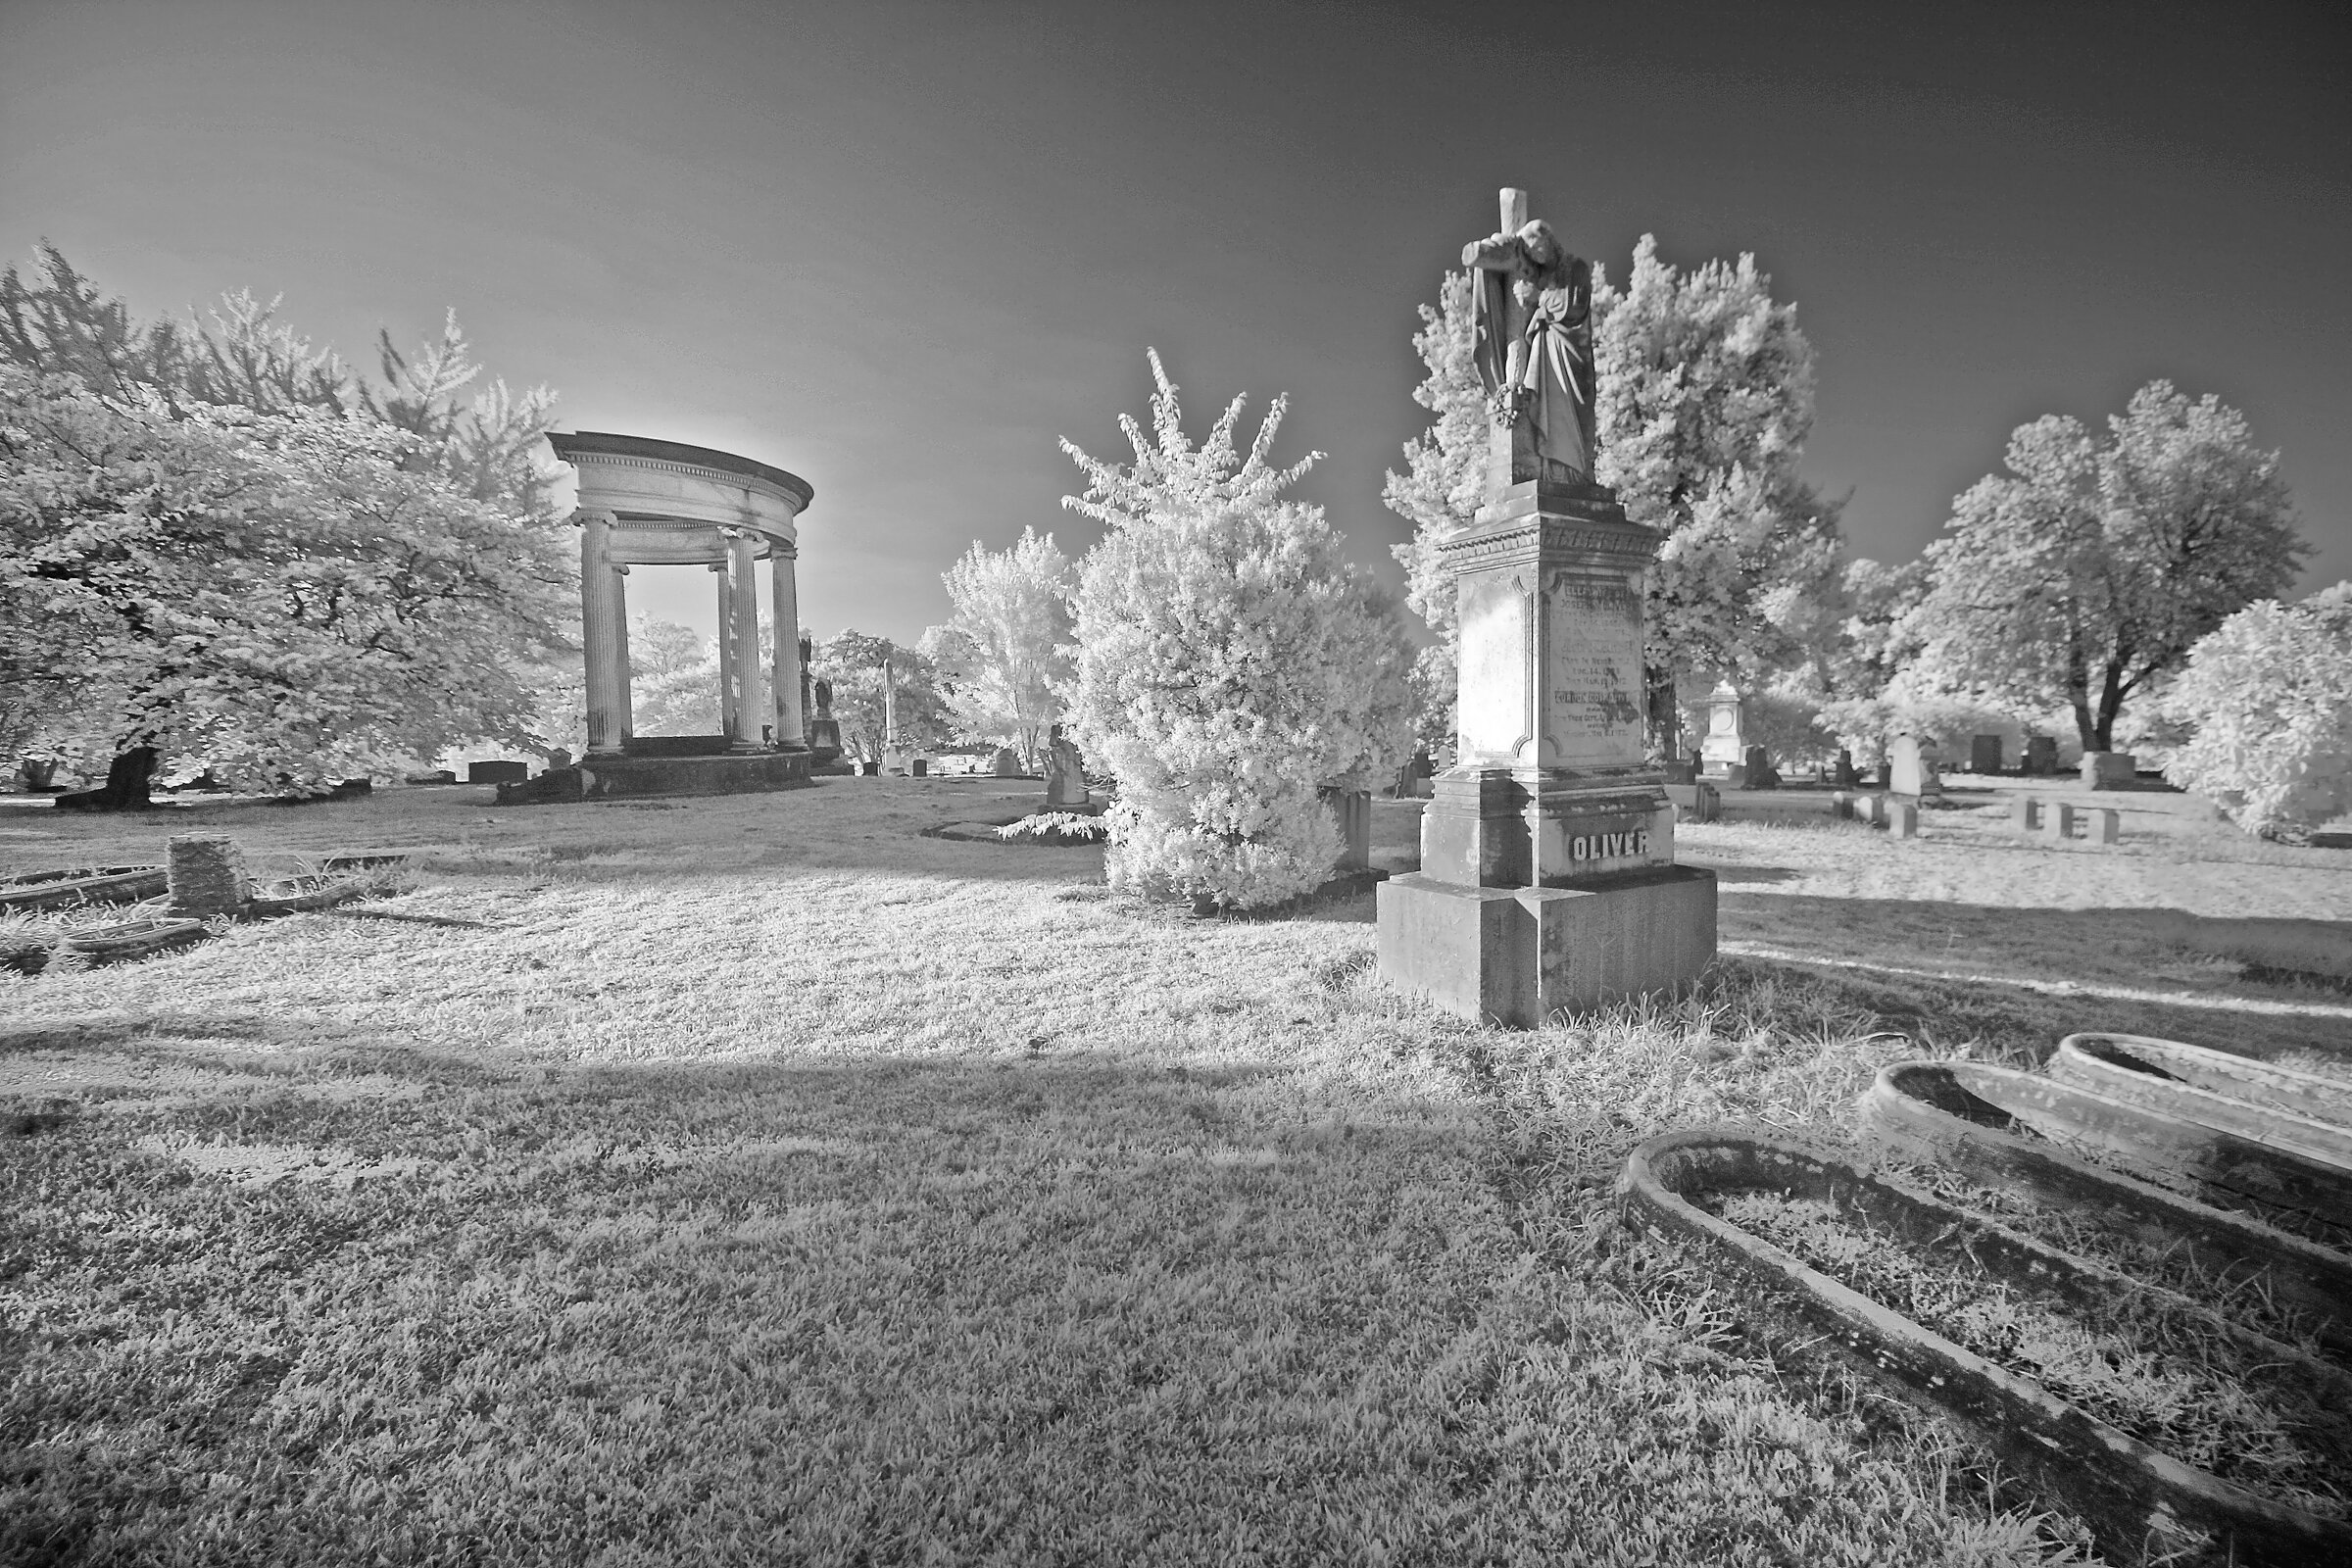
1718 894 2351 1060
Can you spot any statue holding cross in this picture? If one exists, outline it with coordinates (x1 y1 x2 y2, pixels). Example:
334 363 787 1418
1461 187 1596 498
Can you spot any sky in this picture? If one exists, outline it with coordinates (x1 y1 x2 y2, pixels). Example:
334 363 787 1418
4 0 2348 647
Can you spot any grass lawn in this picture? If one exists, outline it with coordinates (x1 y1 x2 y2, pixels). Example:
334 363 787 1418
3 776 2346 1565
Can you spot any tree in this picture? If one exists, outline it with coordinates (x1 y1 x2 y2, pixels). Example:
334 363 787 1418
2161 584 2352 839
1905 382 2305 752
0 244 567 804
627 615 723 736
808 631 952 762
1386 235 1838 755
1062 351 1413 910
0 368 571 802
936 527 1074 769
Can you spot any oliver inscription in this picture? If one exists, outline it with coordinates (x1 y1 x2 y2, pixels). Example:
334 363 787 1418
1543 568 1644 767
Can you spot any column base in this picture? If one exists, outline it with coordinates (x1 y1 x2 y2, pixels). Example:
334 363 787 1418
1375 865 1717 1028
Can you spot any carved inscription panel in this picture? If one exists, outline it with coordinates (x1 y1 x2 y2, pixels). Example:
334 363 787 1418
1541 568 1645 767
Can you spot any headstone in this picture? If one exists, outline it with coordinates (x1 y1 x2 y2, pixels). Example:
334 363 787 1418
405 769 458 786
167 835 250 918
1886 800 1920 838
858 760 879 777
2082 751 2135 790
909 758 928 778
1661 757 1697 785
1859 793 1888 827
1044 726 1092 811
1832 749 1859 788
1319 784 1372 871
2009 797 2041 834
2043 803 2080 842
1829 790 1861 821
1664 782 1719 823
1887 735 1942 800
546 748 573 770
468 760 528 785
1740 744 1779 791
1969 734 2003 775
1698 681 1744 779
991 746 1021 778
2090 807 2122 845
2023 736 2059 776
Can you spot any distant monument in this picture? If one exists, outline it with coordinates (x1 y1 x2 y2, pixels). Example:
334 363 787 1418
1698 681 1745 780
1376 192 1716 1027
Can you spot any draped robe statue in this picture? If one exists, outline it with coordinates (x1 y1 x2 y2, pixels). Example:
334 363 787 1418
1462 199 1596 496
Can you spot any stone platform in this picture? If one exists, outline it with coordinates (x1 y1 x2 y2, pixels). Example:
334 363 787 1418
1377 865 1716 1028
495 752 812 805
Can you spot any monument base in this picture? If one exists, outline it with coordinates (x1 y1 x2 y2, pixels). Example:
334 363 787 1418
496 751 813 804
1375 865 1717 1028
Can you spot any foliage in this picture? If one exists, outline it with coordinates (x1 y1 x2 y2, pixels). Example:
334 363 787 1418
627 614 725 737
1062 351 1413 910
993 810 1109 844
808 630 952 761
2162 584 2352 839
1906 382 2306 752
1386 236 1840 753
0 368 571 793
934 527 1074 770
0 244 567 795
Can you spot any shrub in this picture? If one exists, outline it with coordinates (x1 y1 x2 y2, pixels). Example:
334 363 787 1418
2162 584 2352 838
1060 353 1413 910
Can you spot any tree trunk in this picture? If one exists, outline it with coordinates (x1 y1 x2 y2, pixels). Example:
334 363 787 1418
2092 662 2126 752
55 747 158 812
1644 663 1681 760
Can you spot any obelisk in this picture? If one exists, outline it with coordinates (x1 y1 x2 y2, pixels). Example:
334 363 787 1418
1375 189 1717 1027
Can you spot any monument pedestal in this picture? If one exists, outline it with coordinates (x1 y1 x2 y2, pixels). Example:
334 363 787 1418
1376 477 1716 1026
1377 866 1717 1028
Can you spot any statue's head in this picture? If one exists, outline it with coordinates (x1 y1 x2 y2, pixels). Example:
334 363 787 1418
1516 220 1560 267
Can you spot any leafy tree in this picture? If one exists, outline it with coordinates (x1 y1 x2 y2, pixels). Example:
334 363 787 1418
1386 235 1838 754
0 368 570 801
1906 382 2305 752
0 244 566 804
627 615 723 736
1062 351 1412 910
2161 584 2352 839
935 527 1074 770
808 631 953 762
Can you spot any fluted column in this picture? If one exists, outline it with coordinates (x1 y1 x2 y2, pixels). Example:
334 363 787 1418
580 512 624 757
713 562 737 743
610 564 634 748
729 530 767 751
769 545 806 749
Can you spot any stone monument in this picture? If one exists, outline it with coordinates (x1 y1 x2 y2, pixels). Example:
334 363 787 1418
1044 725 1093 812
1697 680 1745 780
1888 734 1942 800
1376 190 1716 1028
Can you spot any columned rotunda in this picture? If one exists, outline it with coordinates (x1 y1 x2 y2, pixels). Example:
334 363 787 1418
543 430 817 798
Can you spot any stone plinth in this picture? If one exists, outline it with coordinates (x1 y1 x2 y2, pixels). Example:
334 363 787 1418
494 752 813 804
1378 867 1716 1028
1377 479 1715 1026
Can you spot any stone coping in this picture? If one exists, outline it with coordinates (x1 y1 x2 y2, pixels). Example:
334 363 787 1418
549 430 812 507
